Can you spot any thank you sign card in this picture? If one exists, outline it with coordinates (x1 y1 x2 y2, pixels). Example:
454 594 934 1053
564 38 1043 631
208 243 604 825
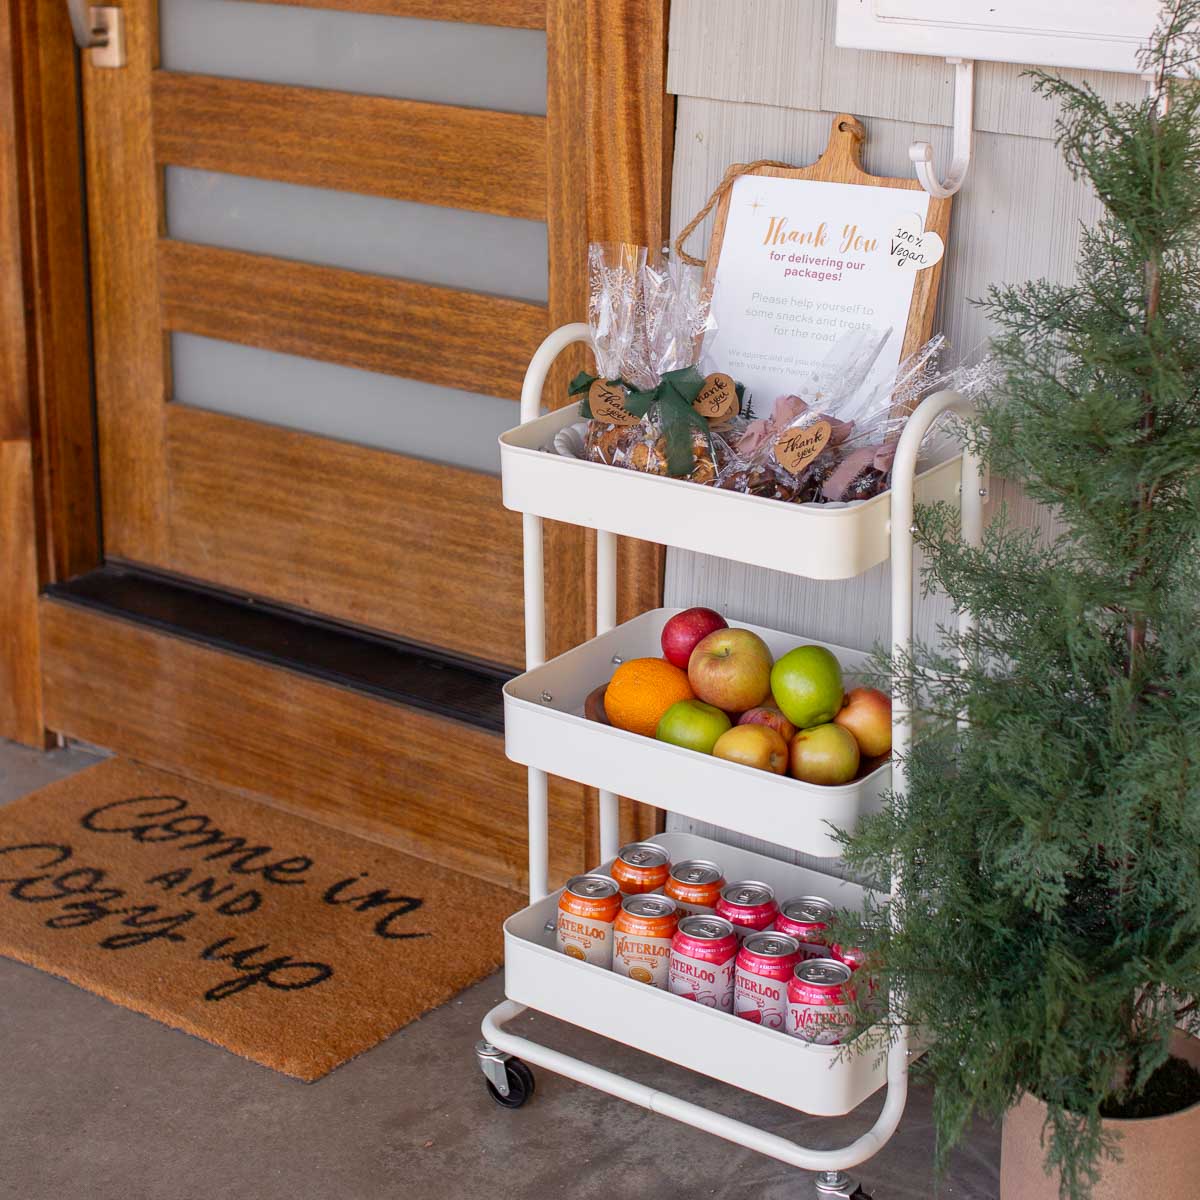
704 175 938 406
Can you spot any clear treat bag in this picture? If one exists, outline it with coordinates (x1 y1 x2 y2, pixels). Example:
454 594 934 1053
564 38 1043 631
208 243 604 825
574 244 738 480
717 331 951 504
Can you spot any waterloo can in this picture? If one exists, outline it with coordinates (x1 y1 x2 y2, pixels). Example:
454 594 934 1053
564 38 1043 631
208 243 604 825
715 880 778 940
775 895 834 960
668 914 738 1011
664 859 726 915
786 957 856 1044
556 873 622 968
611 841 672 895
734 932 801 1030
832 941 880 998
612 894 679 988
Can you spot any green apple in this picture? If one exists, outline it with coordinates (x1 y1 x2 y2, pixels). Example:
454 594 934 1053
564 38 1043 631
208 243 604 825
770 645 845 729
789 722 860 785
655 699 732 755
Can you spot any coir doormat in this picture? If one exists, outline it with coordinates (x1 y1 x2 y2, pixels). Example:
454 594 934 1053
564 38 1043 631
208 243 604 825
0 758 521 1080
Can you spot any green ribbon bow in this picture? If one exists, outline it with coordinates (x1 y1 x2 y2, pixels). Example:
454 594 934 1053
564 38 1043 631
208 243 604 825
569 367 716 477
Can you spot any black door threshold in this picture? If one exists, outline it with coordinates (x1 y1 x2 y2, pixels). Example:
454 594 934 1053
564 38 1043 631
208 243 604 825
44 566 512 733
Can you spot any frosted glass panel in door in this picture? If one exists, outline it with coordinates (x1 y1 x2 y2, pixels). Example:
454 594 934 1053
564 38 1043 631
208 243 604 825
171 334 517 475
165 168 549 303
159 0 548 114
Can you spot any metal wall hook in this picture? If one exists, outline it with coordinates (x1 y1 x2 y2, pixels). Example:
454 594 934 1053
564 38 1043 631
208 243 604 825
910 58 974 198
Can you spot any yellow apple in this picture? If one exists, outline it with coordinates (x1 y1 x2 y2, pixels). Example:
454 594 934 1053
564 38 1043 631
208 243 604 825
712 725 789 774
834 687 892 758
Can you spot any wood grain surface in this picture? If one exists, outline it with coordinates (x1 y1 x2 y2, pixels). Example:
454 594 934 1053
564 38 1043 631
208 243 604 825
82 0 169 562
153 72 548 221
9 0 99 582
159 240 546 402
0 0 45 746
239 0 545 27
40 602 587 892
700 113 951 388
164 407 527 668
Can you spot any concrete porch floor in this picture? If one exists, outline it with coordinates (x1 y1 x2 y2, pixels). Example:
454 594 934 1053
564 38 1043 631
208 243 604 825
0 740 1000 1199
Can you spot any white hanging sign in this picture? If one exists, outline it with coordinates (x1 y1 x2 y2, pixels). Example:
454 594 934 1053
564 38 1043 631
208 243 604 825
702 175 933 409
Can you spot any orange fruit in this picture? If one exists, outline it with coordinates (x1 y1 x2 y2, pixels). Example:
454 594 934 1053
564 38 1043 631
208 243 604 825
604 657 694 738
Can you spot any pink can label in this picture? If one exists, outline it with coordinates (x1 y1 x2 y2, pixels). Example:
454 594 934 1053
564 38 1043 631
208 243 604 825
787 998 854 1044
734 966 789 1029
668 947 735 1012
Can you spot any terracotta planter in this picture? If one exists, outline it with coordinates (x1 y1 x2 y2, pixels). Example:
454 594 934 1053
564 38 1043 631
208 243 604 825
1000 1032 1200 1199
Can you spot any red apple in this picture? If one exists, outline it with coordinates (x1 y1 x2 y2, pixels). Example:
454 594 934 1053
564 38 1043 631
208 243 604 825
834 687 892 758
712 725 789 774
661 607 728 670
737 703 796 742
687 628 773 713
789 723 860 785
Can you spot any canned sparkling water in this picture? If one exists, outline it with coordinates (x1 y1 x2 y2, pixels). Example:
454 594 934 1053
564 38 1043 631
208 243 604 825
734 931 801 1030
611 841 672 895
715 880 778 940
775 895 835 960
557 874 622 968
613 894 679 988
832 941 880 998
664 859 726 915
786 957 856 1044
668 914 738 1011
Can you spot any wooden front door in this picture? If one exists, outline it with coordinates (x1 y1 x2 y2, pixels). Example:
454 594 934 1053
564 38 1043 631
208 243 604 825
16 0 672 889
86 0 579 668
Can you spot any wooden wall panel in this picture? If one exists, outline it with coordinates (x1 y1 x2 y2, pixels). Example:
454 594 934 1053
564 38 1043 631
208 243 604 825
165 407 527 669
40 602 586 892
82 0 169 563
241 0 545 27
159 240 546 402
10 0 99 583
153 73 548 221
0 0 45 746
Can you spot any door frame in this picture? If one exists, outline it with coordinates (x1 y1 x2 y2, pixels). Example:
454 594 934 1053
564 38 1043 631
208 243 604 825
0 0 99 747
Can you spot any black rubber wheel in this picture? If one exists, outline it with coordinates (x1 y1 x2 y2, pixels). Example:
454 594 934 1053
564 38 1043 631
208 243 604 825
485 1057 535 1109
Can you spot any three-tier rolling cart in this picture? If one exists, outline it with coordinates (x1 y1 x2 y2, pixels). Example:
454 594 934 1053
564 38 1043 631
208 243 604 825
476 323 984 1198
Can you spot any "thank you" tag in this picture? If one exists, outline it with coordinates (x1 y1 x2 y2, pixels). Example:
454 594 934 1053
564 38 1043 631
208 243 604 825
889 212 945 272
589 379 639 427
692 372 738 422
774 420 832 474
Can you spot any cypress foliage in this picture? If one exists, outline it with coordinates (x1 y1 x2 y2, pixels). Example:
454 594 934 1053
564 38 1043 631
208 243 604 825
839 4 1200 1195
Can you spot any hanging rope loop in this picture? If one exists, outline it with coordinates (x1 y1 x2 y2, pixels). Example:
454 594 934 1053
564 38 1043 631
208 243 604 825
672 158 793 266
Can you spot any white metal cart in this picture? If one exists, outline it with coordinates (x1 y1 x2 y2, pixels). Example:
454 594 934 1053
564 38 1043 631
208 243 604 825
477 323 984 1199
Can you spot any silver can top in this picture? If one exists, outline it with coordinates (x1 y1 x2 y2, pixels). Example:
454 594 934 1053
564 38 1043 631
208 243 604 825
669 858 724 886
742 931 801 959
794 957 853 988
617 841 670 869
564 873 620 900
621 893 678 919
720 880 776 908
781 895 834 925
676 914 736 941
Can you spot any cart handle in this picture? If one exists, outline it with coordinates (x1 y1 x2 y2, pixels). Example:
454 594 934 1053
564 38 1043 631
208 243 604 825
520 323 591 425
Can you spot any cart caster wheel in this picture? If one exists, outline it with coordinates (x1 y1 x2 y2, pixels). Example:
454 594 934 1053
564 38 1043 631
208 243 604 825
815 1172 871 1199
485 1057 535 1109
